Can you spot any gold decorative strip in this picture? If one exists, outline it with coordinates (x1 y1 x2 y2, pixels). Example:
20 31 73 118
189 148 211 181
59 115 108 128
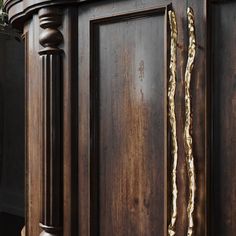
184 7 196 236
168 10 178 236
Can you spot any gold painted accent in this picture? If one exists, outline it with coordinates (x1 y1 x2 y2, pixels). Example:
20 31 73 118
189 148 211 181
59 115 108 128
168 10 178 236
184 7 196 236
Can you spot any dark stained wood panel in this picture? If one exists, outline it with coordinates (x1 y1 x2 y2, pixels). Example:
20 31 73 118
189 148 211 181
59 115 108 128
24 14 42 236
61 7 79 236
90 10 167 236
212 3 236 235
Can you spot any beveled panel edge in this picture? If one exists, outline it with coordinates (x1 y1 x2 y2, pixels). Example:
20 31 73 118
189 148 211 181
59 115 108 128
3 0 90 28
89 4 167 24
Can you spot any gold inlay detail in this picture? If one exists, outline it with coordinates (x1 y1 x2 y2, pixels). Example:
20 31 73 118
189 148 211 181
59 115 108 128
168 10 178 236
184 7 196 236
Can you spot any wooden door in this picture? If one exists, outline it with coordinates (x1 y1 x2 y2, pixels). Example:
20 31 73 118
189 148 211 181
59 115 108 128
76 1 207 236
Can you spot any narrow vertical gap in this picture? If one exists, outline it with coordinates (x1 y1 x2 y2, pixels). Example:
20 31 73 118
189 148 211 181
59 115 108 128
90 22 100 236
24 31 29 236
206 2 213 236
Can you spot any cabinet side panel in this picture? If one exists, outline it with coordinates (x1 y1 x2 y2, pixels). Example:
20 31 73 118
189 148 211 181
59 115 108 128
25 15 42 236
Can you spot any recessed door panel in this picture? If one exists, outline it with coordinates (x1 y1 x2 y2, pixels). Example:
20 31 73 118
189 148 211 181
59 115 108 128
79 6 168 236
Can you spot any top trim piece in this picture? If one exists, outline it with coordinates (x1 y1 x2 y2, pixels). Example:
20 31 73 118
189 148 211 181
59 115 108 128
3 0 90 27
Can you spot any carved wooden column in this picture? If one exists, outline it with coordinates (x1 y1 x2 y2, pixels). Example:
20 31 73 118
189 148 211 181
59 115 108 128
38 7 63 236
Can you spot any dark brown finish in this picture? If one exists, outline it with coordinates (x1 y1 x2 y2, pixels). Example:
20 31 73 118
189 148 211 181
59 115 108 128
61 7 79 236
24 16 42 236
77 2 171 235
90 8 167 236
38 7 63 236
23 7 80 236
5 0 236 235
211 2 236 235
185 1 208 235
3 0 86 25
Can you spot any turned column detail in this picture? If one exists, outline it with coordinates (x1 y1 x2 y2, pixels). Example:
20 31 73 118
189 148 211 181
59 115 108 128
38 7 63 236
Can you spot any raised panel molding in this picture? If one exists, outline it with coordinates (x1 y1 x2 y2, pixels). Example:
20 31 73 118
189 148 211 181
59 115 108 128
78 6 170 235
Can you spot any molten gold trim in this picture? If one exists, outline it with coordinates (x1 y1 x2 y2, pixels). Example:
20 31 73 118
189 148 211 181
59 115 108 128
184 7 196 236
168 10 178 236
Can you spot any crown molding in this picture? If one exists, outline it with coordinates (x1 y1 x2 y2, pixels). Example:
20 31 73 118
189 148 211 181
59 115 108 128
3 0 90 27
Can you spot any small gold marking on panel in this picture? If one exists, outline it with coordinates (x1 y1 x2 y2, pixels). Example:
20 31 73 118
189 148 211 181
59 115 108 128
168 10 178 236
184 7 196 236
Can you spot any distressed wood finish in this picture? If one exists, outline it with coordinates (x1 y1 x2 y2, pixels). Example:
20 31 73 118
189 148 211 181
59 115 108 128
90 7 168 236
4 0 228 235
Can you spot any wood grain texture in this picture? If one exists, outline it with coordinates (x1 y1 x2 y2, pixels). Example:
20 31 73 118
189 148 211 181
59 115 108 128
78 2 169 235
93 12 166 236
187 3 208 235
211 3 236 235
24 15 42 236
61 7 79 236
8 0 212 235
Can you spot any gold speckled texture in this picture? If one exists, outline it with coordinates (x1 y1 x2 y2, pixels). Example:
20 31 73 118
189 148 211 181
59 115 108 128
184 7 196 236
168 10 178 236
